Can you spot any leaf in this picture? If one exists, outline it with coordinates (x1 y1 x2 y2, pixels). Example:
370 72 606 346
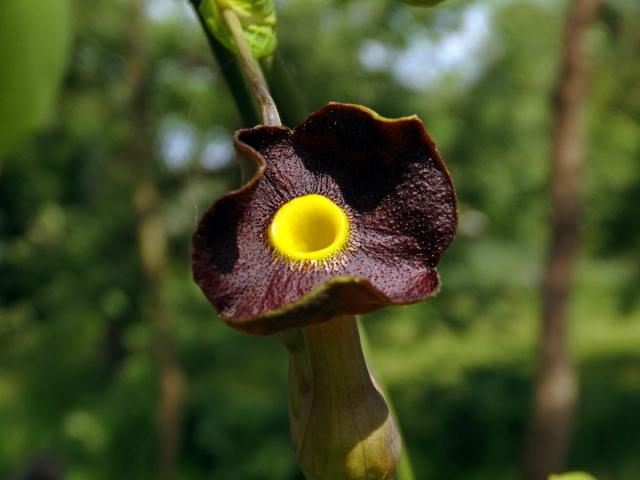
549 473 598 480
199 0 277 60
0 0 72 164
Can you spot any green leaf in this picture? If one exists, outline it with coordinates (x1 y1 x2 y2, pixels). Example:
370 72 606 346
549 473 598 480
0 0 72 164
199 0 277 60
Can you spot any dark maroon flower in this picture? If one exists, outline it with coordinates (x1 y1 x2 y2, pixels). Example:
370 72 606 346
192 103 457 334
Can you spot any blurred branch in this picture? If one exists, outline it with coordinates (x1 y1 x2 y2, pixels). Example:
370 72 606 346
127 1 186 479
523 1 602 479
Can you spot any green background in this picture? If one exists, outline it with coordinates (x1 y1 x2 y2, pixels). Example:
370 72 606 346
0 0 638 478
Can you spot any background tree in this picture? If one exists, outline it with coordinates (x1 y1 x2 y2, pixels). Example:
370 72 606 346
126 0 186 478
524 1 602 479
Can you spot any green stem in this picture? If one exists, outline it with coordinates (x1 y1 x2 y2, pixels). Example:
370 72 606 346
288 316 401 480
189 1 280 126
220 8 281 126
358 319 417 480
188 0 259 126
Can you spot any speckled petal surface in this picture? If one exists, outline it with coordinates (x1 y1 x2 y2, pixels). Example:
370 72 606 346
192 103 457 334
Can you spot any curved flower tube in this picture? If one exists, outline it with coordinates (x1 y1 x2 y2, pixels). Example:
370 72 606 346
192 102 457 334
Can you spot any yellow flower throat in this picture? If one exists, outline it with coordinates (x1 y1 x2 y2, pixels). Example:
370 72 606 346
269 194 349 261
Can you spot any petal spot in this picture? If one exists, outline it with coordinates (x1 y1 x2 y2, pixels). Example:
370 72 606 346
269 194 349 261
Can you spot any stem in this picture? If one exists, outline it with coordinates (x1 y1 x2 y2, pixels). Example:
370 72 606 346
188 1 280 125
288 316 401 480
188 0 259 126
220 8 281 126
280 328 313 458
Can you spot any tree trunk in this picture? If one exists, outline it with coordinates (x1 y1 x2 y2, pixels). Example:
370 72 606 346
126 2 186 479
523 1 601 479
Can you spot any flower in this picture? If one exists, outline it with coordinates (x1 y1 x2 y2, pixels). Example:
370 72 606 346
192 103 457 334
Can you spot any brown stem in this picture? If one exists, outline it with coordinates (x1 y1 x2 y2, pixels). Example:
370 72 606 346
523 1 601 479
126 2 186 479
286 317 401 480
221 8 281 126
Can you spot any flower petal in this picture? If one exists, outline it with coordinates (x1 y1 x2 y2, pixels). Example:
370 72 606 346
293 103 457 267
192 103 457 334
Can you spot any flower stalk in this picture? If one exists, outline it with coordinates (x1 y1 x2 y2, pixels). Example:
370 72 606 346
220 7 280 126
286 316 401 480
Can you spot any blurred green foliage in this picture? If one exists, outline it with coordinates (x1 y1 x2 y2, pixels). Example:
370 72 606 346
0 0 639 479
0 0 72 163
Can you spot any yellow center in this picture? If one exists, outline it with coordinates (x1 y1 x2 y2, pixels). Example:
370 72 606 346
269 194 349 261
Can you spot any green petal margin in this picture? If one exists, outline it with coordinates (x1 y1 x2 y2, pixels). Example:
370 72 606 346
199 0 276 60
233 277 403 335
